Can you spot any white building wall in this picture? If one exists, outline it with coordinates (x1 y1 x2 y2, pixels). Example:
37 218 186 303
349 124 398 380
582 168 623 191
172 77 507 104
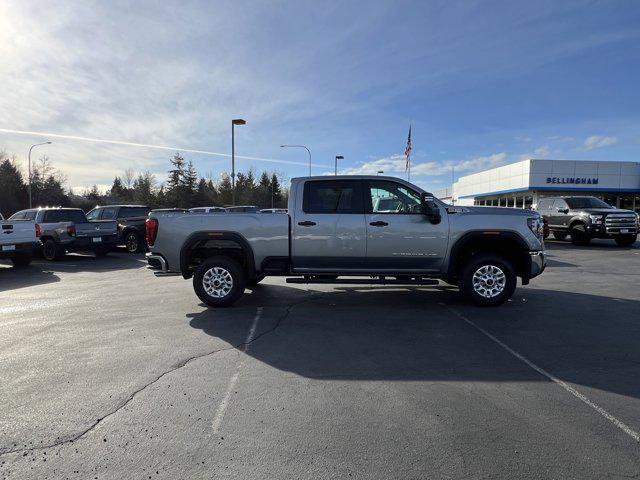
452 159 640 206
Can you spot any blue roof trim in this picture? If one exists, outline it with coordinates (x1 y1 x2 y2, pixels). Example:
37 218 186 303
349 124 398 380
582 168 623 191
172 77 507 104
458 186 640 199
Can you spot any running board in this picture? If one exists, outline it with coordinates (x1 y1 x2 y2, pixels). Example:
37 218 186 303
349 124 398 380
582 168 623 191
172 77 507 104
286 277 439 286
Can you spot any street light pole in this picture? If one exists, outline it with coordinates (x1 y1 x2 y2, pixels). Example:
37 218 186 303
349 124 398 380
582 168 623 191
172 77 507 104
335 155 344 176
280 145 311 176
231 119 246 206
28 141 52 208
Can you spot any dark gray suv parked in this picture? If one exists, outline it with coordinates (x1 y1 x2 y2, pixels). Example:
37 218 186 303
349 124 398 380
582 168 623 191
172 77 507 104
535 196 638 246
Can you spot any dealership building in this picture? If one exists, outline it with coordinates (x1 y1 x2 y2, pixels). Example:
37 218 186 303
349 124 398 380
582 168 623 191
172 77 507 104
436 159 640 212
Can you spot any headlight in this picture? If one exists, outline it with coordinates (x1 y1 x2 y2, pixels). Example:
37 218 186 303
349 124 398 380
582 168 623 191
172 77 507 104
527 217 543 238
589 215 604 224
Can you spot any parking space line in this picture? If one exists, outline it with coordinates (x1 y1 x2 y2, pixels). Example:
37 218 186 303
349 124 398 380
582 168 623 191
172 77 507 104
212 307 263 434
443 304 640 443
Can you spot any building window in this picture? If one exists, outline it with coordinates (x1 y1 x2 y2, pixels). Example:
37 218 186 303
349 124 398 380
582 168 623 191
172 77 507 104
524 196 533 210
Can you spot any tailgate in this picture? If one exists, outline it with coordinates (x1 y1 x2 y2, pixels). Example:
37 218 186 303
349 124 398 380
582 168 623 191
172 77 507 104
0 221 36 245
75 221 117 237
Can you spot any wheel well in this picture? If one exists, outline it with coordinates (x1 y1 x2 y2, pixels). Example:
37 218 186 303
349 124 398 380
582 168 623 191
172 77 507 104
449 234 529 281
569 219 586 230
181 235 254 279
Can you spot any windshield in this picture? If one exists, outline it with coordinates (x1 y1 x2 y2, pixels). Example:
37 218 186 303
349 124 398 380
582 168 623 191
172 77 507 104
565 197 613 209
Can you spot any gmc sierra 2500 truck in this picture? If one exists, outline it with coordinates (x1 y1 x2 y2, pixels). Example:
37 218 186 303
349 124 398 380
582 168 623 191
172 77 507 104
146 176 546 307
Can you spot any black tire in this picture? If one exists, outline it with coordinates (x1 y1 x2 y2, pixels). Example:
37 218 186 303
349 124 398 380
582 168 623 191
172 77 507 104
246 274 266 287
94 247 110 257
124 231 144 253
615 235 637 247
552 231 568 241
570 224 591 246
43 239 64 261
11 251 33 267
460 254 517 307
193 256 246 307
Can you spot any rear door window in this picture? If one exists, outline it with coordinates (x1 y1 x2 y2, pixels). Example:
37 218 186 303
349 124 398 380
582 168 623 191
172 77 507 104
121 207 150 218
43 210 87 223
86 209 101 221
303 180 363 214
100 207 118 220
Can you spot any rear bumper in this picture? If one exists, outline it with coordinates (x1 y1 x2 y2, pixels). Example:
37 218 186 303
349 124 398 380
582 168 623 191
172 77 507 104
0 241 38 259
65 235 118 251
146 253 179 276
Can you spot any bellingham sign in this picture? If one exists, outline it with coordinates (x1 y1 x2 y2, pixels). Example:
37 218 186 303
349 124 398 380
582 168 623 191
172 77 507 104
546 177 599 185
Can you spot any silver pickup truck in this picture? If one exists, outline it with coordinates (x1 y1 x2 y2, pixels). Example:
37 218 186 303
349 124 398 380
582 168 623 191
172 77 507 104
146 175 546 307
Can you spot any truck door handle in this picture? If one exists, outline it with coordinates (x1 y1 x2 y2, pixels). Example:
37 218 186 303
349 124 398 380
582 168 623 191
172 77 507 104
298 221 316 227
369 221 389 227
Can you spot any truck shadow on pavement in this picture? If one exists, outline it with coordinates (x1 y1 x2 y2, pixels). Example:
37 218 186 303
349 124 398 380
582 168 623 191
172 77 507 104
188 284 640 401
0 252 145 292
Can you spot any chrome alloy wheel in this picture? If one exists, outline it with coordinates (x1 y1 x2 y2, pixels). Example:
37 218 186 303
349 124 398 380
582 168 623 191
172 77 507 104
125 233 138 252
202 267 234 298
472 265 506 298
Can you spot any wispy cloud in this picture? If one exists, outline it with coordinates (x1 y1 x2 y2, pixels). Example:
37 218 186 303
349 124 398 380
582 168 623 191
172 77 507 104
338 152 508 177
584 135 618 150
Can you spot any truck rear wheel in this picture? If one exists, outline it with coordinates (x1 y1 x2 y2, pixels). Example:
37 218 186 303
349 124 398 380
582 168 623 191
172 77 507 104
193 256 246 307
124 231 144 253
460 254 517 307
43 239 64 261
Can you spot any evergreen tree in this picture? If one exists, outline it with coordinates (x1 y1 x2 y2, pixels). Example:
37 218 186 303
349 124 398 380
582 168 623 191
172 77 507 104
271 173 284 208
0 156 28 217
217 174 233 206
109 176 127 201
166 152 186 206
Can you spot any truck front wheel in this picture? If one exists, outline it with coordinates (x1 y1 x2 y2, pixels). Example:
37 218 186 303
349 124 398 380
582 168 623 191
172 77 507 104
193 256 246 307
460 254 517 307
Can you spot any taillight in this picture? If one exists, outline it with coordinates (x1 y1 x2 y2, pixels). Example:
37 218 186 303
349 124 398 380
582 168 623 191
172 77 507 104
146 218 158 246
67 225 76 236
35 224 41 237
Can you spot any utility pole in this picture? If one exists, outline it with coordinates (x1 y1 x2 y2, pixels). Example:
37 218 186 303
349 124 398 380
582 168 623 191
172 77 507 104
335 155 344 175
231 119 246 206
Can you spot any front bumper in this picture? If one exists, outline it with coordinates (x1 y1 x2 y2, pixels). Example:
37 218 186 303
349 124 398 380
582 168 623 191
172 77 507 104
526 250 546 282
587 224 638 238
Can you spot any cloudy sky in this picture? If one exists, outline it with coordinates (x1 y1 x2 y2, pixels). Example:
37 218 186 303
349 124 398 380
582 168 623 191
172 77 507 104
1 0 639 193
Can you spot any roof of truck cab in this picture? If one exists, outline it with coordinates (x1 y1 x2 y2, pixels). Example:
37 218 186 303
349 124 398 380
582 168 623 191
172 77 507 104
93 204 149 208
290 175 429 192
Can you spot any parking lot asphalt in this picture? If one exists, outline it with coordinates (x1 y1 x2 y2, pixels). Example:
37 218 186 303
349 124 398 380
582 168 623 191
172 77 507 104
1 240 639 479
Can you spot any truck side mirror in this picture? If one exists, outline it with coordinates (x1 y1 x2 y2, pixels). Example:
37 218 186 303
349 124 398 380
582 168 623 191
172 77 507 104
421 193 442 225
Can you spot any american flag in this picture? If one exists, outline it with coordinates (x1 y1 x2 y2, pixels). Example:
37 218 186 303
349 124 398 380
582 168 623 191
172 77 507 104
404 125 412 172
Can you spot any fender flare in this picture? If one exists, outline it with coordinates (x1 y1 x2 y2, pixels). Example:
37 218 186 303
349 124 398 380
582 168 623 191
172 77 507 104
447 230 530 279
179 231 256 279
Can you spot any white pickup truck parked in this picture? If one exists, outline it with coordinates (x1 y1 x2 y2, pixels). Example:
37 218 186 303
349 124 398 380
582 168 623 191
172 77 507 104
0 211 39 267
146 175 546 307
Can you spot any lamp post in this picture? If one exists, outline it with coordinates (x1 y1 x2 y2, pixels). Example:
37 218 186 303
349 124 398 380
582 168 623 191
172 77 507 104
280 145 311 176
231 119 246 206
28 141 52 208
335 155 344 176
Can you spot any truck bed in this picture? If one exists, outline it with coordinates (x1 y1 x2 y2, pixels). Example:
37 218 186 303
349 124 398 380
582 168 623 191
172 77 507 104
149 211 289 272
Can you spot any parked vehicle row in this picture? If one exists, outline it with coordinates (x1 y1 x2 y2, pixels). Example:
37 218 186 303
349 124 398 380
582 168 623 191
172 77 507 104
9 207 118 260
146 175 547 308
